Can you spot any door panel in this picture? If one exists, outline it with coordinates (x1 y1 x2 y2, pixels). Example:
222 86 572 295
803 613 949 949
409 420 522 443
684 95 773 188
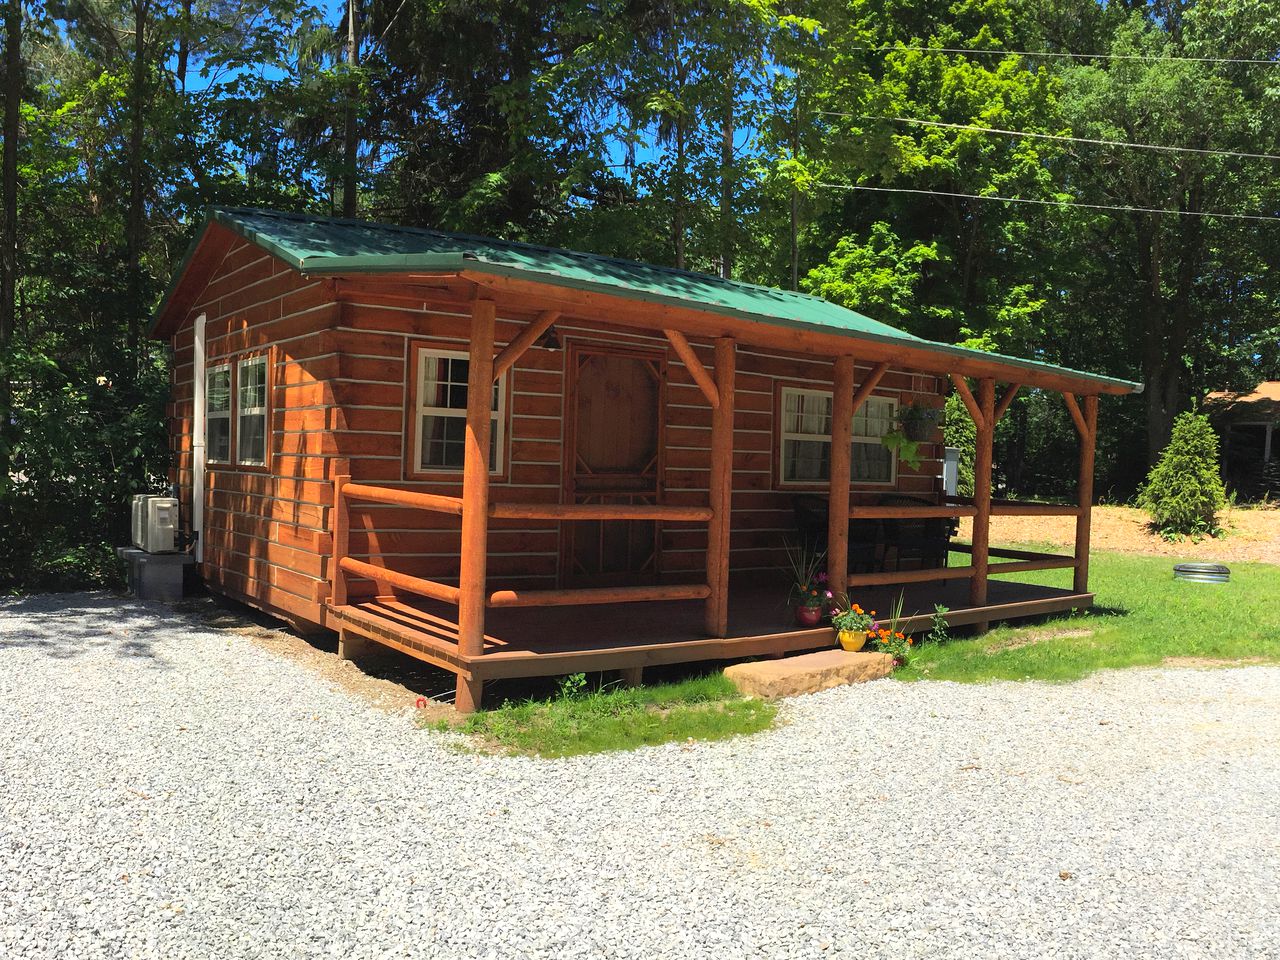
562 345 665 586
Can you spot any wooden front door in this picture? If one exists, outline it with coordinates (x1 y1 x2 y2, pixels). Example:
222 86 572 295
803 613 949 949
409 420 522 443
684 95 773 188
562 344 666 586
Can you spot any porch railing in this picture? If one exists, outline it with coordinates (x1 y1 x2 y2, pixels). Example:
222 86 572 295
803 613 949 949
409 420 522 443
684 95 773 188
329 477 713 612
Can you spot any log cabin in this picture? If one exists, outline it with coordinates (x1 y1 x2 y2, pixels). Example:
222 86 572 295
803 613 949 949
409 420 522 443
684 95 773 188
151 208 1142 711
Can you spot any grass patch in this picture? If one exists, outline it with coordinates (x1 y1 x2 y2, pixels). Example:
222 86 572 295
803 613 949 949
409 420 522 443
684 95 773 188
428 672 777 758
898 549 1280 683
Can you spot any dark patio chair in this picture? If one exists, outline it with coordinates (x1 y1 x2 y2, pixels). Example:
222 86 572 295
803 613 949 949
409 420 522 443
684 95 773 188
877 494 956 572
791 494 882 574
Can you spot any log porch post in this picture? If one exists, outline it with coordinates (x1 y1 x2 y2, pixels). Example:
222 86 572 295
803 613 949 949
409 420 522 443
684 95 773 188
827 356 855 597
456 298 497 712
705 337 735 636
330 457 351 608
971 378 996 625
1073 394 1099 595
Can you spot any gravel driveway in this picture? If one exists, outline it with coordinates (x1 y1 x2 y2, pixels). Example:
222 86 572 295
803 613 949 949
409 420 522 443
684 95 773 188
3 593 1279 960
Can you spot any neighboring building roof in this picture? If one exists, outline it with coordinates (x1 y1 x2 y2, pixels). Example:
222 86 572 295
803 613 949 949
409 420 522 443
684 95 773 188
153 207 1142 394
1205 382 1280 417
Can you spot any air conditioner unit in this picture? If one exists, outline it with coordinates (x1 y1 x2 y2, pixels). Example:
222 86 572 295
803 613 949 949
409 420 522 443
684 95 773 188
131 495 178 554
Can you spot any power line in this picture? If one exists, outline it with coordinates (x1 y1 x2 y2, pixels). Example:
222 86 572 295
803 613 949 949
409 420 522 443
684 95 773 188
815 183 1280 223
819 112 1280 163
856 45 1280 66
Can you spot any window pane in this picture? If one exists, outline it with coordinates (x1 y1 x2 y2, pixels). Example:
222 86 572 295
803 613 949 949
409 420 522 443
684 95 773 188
420 351 501 413
784 390 831 437
853 442 893 482
207 367 231 412
208 417 230 463
855 397 897 439
238 413 266 464
783 438 830 482
420 414 467 469
238 358 266 409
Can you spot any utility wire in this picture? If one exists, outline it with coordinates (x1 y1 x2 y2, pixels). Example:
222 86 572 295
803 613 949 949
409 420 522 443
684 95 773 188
855 45 1280 66
818 112 1280 162
815 183 1280 223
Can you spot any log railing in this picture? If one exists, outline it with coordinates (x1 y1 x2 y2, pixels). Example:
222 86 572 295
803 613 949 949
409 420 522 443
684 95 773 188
838 509 1080 591
330 480 715 614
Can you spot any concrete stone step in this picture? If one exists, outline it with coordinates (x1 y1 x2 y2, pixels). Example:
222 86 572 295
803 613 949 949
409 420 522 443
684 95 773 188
724 649 895 699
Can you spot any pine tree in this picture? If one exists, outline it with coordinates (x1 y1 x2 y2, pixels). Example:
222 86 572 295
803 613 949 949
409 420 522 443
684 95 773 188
1137 411 1227 539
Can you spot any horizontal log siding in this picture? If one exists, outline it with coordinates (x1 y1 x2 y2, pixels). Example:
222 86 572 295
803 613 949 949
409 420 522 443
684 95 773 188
168 260 944 622
330 300 564 594
168 239 339 627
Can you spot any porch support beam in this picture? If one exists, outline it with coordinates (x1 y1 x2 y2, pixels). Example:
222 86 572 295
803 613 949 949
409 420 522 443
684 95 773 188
970 378 996 625
456 298 497 713
850 361 890 415
994 383 1022 423
705 337 735 636
1074 394 1099 594
492 309 560 380
950 374 986 431
664 328 720 409
1062 391 1089 439
827 355 856 597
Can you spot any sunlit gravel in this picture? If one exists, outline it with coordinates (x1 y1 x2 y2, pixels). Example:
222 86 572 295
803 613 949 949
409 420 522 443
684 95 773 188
2 593 1278 959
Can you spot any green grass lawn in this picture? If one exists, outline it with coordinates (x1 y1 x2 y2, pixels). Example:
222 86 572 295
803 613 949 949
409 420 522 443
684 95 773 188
427 672 776 758
899 549 1280 683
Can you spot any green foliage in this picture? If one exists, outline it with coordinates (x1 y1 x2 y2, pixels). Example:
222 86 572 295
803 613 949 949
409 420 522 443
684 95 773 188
899 549 1280 683
944 393 976 497
1137 411 1228 540
925 605 951 646
5 0 1280 591
444 673 777 758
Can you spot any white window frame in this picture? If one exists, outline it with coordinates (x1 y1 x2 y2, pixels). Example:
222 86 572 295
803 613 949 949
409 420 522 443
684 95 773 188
236 355 269 467
205 363 232 465
777 386 898 487
412 347 506 475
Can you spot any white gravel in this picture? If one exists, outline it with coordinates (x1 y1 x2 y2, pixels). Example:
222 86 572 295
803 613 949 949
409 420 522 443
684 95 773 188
2 593 1279 960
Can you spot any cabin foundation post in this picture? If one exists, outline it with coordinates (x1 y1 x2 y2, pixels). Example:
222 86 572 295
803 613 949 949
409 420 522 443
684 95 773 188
337 627 370 661
705 337 736 636
970 378 996 630
828 356 855 597
456 298 497 712
619 665 644 688
1073 394 1099 595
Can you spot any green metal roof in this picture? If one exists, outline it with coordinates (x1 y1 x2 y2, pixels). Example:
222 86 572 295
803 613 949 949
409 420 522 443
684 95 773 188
159 207 1142 393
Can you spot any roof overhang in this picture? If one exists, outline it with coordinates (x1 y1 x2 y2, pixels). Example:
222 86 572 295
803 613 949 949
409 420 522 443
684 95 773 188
153 207 1142 397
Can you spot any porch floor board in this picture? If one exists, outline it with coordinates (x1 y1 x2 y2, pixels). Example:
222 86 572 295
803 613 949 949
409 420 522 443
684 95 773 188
325 578 1092 682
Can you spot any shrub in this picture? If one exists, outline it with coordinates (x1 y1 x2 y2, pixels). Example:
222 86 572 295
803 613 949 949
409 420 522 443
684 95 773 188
1137 410 1227 540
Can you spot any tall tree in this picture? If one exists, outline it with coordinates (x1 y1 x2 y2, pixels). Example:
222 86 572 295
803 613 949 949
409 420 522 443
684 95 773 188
0 0 20 490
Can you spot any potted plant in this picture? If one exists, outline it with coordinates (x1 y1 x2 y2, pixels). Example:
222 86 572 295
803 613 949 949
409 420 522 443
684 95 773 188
867 592 914 667
899 400 942 442
784 542 833 627
881 428 924 470
831 597 875 652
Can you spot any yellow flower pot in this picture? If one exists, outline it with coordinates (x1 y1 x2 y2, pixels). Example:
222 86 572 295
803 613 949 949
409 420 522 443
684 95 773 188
837 629 866 652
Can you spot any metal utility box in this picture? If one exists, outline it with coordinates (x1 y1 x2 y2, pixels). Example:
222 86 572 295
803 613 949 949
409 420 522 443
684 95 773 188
131 495 178 554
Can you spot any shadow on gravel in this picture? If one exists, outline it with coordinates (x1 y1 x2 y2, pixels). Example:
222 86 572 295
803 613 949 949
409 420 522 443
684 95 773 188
0 592 173 666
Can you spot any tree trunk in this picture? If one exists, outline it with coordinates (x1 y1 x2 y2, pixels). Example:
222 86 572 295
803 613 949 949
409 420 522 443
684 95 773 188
342 0 360 218
718 69 734 279
0 0 20 489
673 118 686 269
126 0 148 370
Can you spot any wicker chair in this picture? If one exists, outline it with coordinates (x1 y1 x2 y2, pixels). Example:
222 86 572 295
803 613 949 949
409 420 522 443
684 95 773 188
791 494 883 574
876 494 956 572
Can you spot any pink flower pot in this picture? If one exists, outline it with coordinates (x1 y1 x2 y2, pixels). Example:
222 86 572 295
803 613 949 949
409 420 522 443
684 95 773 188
794 605 824 628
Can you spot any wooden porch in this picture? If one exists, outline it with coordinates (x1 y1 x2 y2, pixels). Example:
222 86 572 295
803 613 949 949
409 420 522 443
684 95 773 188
322 299 1107 712
325 576 1093 683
